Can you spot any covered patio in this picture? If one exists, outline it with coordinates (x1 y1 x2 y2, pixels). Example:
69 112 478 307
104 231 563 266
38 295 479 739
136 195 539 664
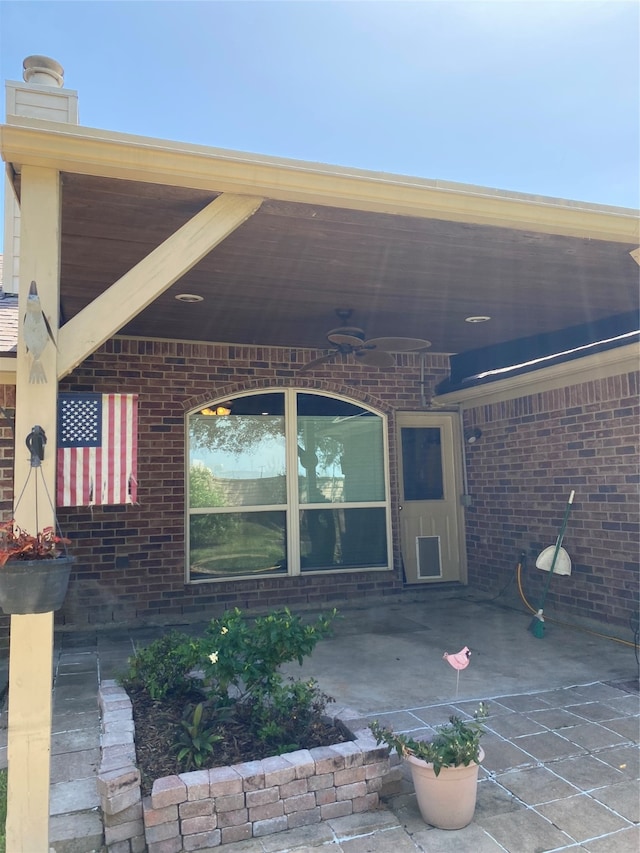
0 57 638 851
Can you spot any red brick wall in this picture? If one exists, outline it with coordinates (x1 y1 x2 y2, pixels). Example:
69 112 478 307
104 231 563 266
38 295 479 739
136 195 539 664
463 372 639 631
52 339 450 628
0 341 636 639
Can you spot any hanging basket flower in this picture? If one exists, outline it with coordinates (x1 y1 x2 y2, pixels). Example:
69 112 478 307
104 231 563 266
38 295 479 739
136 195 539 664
0 521 73 614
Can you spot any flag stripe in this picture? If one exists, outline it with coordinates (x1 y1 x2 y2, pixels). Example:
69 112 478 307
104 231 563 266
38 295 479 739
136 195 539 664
57 394 138 507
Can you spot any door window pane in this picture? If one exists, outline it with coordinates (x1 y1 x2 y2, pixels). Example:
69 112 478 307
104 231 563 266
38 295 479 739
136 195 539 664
401 427 444 500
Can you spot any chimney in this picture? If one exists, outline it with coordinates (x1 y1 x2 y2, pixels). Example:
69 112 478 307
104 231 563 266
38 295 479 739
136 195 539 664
22 55 64 87
3 56 78 293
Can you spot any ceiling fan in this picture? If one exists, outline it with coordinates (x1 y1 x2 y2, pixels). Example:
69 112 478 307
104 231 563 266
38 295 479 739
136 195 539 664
299 309 431 373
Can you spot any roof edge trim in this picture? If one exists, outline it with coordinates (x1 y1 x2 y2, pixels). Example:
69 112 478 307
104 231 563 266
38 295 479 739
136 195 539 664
1 120 638 243
434 342 639 409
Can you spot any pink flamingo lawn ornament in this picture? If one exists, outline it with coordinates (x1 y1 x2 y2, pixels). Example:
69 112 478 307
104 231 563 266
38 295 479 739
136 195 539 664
443 646 471 698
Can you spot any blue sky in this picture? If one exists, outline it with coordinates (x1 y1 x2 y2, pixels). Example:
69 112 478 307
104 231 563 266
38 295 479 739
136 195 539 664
0 0 638 245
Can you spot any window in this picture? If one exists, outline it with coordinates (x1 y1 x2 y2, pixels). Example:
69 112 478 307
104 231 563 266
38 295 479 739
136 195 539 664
187 391 390 580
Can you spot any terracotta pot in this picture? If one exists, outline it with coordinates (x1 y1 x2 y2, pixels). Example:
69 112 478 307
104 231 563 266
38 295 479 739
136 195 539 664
0 557 74 614
405 747 484 830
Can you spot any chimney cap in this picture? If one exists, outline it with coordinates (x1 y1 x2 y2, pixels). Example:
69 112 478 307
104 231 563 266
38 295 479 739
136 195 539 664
23 55 64 87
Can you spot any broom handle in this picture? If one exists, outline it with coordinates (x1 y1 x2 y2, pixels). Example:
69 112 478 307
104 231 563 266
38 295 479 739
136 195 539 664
537 490 575 610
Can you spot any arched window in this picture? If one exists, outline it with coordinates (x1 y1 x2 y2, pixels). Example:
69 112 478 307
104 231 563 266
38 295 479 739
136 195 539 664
187 390 391 581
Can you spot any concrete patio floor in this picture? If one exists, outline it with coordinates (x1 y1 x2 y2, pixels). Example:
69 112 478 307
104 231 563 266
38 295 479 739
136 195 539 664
1 589 639 852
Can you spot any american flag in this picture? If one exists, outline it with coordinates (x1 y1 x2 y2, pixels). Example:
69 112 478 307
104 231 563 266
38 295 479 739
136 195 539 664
57 394 138 507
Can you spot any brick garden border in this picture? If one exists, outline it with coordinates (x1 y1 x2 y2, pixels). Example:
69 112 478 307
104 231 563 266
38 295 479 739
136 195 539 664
97 681 393 852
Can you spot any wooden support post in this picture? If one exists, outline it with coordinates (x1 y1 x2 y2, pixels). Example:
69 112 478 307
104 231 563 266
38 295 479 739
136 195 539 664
6 164 61 852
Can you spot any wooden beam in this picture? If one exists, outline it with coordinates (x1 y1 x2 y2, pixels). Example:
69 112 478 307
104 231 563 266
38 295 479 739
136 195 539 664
57 192 262 378
6 164 61 853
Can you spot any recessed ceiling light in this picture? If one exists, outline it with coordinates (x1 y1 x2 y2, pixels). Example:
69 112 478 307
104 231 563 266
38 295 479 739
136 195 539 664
465 315 491 323
175 293 204 303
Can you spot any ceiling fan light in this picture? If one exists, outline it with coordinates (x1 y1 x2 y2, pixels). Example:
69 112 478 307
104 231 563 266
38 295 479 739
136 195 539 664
327 327 366 346
200 404 232 416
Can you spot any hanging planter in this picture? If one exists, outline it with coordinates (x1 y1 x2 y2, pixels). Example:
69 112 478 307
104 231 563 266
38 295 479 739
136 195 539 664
0 555 74 615
0 521 73 615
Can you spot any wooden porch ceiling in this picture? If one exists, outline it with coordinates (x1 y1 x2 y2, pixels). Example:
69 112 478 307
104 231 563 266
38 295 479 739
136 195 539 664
49 172 640 355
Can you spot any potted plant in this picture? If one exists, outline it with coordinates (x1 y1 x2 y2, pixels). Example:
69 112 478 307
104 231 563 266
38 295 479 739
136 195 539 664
0 520 73 614
370 702 488 830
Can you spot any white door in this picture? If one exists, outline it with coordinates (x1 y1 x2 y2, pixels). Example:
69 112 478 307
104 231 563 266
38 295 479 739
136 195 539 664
396 412 466 584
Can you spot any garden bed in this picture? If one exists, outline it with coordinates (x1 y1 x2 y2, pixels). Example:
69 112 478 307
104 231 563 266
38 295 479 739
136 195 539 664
128 683 350 795
97 681 392 852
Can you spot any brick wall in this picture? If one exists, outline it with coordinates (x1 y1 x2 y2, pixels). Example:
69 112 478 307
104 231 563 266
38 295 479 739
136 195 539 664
0 340 636 640
51 339 449 629
463 372 639 631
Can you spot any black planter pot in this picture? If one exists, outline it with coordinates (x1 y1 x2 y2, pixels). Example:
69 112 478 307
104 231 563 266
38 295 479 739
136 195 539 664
0 557 74 614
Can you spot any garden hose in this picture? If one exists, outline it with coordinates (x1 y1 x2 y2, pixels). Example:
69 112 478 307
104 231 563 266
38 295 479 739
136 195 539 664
516 556 638 651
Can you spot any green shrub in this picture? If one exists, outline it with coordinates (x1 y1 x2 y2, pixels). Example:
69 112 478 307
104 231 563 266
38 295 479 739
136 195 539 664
122 630 203 700
125 607 339 773
250 678 333 754
201 607 337 700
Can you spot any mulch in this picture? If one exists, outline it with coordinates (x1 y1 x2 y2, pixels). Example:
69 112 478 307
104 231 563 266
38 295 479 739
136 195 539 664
129 687 350 794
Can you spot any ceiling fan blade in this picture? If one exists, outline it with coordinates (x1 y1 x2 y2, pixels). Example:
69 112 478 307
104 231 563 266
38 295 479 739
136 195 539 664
355 349 396 368
363 336 432 352
298 352 339 373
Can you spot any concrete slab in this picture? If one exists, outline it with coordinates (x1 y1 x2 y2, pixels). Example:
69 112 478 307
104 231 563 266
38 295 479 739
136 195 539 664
478 808 573 853
600 715 640 742
49 810 104 853
51 728 100 755
549 753 627 790
409 822 506 852
338 825 420 852
50 747 100 784
582 826 640 853
50 777 101 815
562 721 628 751
39 596 638 853
497 765 581 805
591 780 640 823
537 792 631 842
513 729 586 762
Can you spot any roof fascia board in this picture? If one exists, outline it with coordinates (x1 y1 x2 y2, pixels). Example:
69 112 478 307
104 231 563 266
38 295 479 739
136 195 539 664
434 343 640 409
1 120 638 243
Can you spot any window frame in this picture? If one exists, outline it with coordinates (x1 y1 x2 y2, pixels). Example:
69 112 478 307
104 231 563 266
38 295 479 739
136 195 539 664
185 388 393 583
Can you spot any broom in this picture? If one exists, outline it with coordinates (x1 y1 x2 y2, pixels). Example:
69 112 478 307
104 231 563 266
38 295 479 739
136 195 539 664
529 490 575 639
